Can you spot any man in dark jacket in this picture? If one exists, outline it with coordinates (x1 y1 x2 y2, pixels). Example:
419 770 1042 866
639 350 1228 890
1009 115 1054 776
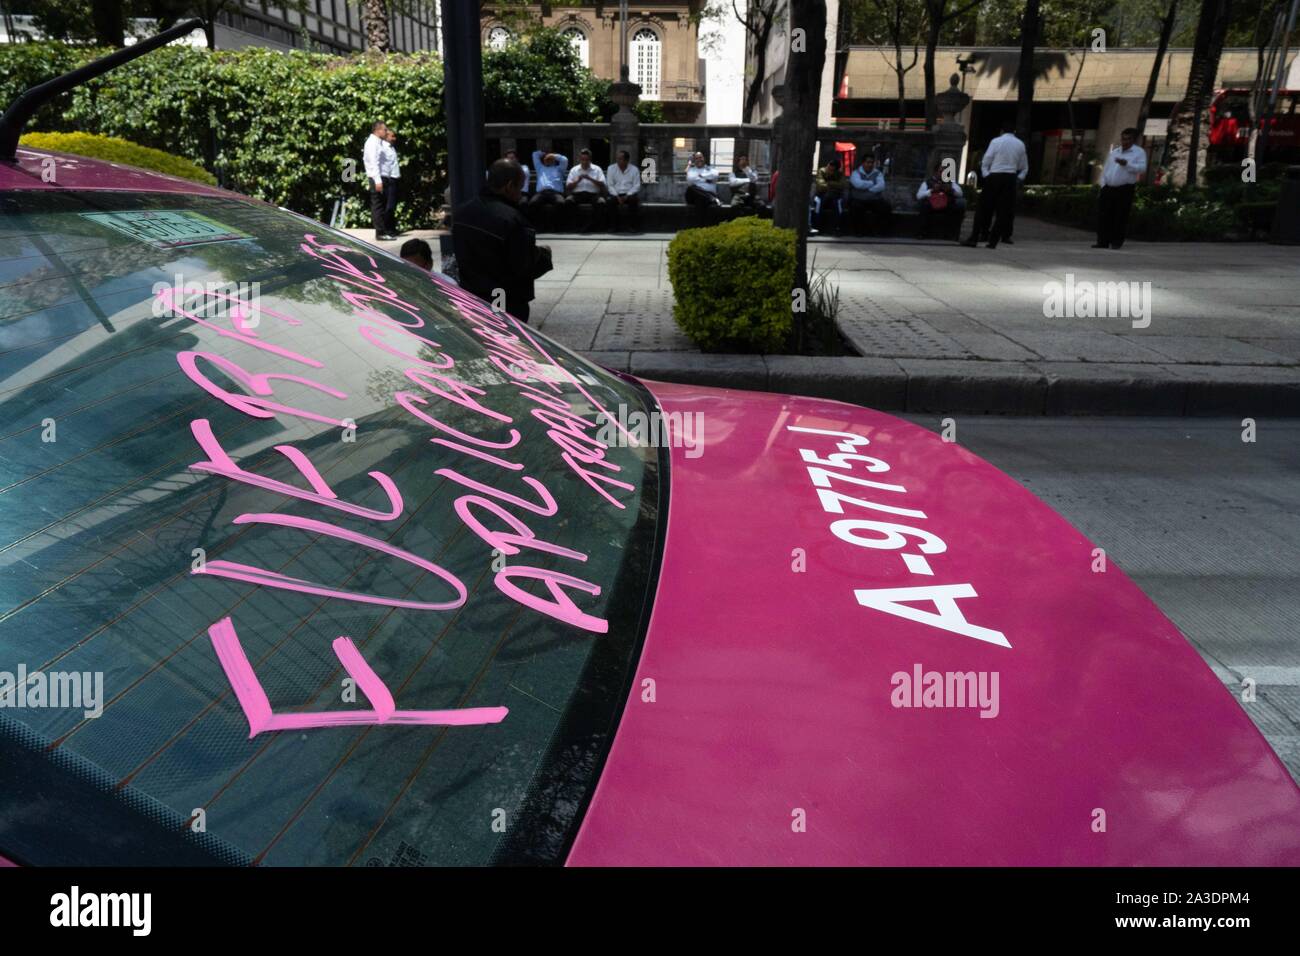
452 159 550 322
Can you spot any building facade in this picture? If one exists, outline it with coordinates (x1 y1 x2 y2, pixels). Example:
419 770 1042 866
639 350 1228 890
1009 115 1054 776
480 3 707 122
214 1 439 53
835 45 1300 182
740 0 839 126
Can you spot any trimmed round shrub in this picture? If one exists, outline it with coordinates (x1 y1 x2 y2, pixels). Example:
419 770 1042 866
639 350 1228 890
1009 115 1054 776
19 131 217 185
667 217 796 352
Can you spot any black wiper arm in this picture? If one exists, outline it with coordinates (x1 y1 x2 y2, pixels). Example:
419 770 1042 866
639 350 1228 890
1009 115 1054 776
0 17 205 161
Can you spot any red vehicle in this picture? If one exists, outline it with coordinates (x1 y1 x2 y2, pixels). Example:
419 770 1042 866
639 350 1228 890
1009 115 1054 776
1209 87 1300 164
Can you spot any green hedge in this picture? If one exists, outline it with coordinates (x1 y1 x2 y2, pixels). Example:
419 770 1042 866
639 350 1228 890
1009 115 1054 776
1 43 445 231
667 218 796 353
19 131 217 185
1020 183 1253 241
1 33 661 230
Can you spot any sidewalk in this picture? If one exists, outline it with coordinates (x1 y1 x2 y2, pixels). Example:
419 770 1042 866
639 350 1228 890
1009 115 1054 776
348 224 1300 416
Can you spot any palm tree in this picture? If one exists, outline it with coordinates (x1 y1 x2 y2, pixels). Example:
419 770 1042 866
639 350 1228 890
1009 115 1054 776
1136 0 1179 138
735 0 785 123
360 0 391 53
1014 0 1042 142
1165 0 1230 186
921 0 984 128
773 0 827 348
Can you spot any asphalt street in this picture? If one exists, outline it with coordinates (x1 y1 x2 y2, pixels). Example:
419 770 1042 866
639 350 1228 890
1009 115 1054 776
904 414 1300 783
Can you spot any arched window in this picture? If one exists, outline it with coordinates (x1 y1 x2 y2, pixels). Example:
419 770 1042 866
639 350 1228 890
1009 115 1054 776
485 25 511 51
631 28 661 100
562 26 588 68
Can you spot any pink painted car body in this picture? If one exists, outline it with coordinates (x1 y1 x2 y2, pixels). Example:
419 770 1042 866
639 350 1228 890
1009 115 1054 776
571 382 1300 865
3 148 1298 867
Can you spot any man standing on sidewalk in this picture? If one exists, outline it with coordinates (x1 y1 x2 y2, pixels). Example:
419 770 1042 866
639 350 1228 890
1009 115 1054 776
1094 128 1147 250
381 127 402 238
453 159 552 322
363 120 397 241
963 121 1027 249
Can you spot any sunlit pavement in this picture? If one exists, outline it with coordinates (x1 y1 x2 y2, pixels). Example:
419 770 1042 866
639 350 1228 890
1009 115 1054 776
351 224 1300 411
909 414 1300 782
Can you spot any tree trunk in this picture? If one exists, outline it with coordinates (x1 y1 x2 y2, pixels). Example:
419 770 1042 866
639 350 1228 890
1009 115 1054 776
894 14 908 128
1015 0 1041 143
92 0 127 47
1136 0 1178 137
743 18 775 123
1064 46 1087 183
1165 0 1229 186
774 0 827 347
923 13 941 129
363 0 391 53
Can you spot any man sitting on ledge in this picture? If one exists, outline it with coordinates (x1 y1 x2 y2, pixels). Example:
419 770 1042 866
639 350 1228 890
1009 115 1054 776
529 149 568 230
564 148 608 233
849 154 891 236
606 150 642 232
915 168 965 240
685 152 722 220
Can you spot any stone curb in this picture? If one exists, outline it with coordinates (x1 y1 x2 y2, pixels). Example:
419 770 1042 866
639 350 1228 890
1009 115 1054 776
580 351 1300 417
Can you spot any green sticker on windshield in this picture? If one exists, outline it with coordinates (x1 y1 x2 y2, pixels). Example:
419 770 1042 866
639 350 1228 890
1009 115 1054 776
80 209 250 248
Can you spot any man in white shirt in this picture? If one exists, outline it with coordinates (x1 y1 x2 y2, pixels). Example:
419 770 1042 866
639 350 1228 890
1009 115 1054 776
380 128 402 238
362 120 397 240
963 121 1028 249
685 152 721 215
1094 127 1148 249
848 154 891 236
564 148 608 233
606 150 641 232
730 154 761 208
503 149 530 195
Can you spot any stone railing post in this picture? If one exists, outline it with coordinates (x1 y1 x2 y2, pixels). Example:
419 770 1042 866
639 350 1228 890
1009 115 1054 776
608 73 641 168
931 73 971 180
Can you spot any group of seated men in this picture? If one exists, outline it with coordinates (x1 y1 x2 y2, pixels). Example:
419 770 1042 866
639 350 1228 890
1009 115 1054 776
514 147 642 233
498 147 767 232
811 154 966 238
496 146 965 237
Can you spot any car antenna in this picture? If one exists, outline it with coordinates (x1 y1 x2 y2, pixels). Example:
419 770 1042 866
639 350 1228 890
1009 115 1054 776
0 17 205 162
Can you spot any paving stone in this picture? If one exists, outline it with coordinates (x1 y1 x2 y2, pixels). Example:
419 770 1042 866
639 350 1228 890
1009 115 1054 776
838 314 972 359
630 352 769 391
535 318 599 351
593 313 694 351
1134 335 1298 366
1242 338 1300 363
607 288 675 315
1002 330 1171 363
578 350 632 372
943 332 1042 361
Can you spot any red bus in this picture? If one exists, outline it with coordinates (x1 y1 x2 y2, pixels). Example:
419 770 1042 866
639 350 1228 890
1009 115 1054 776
1209 87 1300 164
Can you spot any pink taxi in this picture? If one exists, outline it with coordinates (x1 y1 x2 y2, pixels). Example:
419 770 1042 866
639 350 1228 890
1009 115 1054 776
1 145 1298 869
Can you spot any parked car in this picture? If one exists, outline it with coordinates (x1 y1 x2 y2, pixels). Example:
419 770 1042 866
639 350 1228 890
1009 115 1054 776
1 147 1298 867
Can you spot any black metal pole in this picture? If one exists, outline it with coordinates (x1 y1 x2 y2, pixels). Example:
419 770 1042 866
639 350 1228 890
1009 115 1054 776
441 0 485 209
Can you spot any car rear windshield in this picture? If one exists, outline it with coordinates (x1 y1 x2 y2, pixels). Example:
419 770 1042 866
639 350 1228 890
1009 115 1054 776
0 189 663 866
